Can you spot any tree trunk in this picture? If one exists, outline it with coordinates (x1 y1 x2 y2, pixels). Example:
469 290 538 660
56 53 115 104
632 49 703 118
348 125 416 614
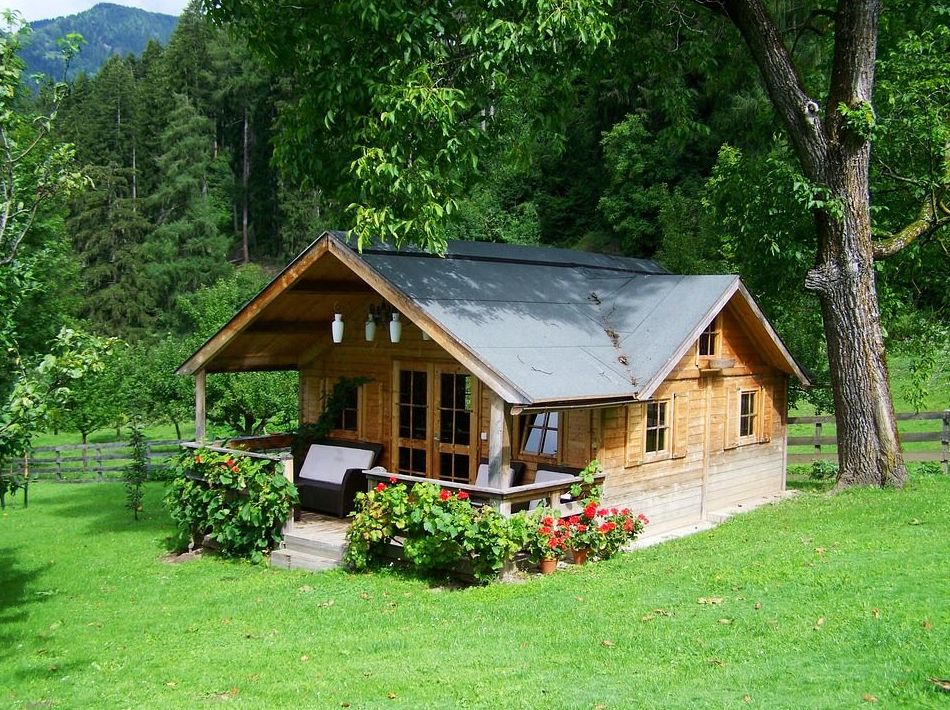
707 0 907 488
809 170 906 487
241 107 250 265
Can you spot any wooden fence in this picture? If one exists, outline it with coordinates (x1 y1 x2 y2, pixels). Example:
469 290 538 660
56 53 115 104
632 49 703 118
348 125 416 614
788 410 949 472
5 439 187 481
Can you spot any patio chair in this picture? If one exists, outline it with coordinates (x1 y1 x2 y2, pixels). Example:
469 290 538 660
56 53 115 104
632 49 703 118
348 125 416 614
474 460 526 489
528 464 582 511
294 440 382 518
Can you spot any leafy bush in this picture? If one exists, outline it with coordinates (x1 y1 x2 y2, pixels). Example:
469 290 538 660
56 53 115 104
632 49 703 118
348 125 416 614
809 460 839 480
165 448 298 562
345 479 521 582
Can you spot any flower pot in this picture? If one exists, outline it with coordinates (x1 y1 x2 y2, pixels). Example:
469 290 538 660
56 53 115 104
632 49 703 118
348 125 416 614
539 557 558 575
572 548 590 565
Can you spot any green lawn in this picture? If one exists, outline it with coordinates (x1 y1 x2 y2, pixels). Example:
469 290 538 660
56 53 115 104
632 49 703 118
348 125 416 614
2 479 948 708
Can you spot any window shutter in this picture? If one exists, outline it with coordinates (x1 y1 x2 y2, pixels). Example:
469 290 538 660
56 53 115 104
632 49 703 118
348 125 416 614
672 392 689 459
724 385 740 450
759 384 773 443
625 403 645 467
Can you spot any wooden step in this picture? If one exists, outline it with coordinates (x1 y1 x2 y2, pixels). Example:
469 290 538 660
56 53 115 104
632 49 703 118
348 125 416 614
282 532 346 561
270 548 341 572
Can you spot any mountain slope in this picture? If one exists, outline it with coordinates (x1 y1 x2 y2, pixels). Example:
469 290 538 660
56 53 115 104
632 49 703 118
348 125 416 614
20 3 178 80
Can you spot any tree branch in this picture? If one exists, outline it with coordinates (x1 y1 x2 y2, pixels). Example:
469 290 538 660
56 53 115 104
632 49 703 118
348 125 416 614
873 190 950 259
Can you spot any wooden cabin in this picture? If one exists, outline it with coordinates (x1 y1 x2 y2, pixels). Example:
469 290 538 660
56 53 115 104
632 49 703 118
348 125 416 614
178 232 809 534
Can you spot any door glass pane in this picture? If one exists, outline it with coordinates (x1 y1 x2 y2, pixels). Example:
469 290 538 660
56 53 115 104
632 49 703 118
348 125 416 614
398 447 427 476
438 453 470 483
398 369 427 442
438 373 472 446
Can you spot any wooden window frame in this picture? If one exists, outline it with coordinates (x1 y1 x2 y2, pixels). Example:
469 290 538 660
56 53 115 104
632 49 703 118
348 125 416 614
738 389 759 443
325 377 363 439
698 318 720 357
518 411 561 462
643 399 671 460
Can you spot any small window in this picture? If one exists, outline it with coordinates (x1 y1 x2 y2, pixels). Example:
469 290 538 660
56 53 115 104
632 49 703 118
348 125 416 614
645 401 669 454
334 385 359 432
698 319 720 357
520 412 559 456
739 391 757 438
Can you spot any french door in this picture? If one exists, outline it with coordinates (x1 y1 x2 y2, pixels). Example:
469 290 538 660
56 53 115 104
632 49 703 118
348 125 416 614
394 363 476 483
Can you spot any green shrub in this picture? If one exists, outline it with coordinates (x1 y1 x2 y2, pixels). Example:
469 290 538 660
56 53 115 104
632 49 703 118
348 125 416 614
345 479 521 582
164 448 298 562
809 459 839 480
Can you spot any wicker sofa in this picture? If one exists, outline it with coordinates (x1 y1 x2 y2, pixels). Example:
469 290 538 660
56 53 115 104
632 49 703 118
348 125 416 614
294 439 382 518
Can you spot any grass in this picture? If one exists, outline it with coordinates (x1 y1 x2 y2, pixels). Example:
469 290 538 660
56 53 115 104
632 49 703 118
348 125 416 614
2 479 949 708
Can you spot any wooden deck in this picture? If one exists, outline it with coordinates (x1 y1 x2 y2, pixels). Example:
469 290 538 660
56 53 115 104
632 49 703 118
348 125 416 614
270 512 350 572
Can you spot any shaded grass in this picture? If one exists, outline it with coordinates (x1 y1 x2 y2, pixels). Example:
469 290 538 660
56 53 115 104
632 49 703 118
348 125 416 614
1 479 949 708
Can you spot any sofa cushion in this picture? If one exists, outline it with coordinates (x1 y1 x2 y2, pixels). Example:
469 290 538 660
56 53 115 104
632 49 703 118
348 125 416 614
297 444 376 484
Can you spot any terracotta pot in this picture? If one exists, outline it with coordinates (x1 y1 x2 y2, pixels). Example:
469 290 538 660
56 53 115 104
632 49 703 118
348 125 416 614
572 548 590 565
539 557 558 575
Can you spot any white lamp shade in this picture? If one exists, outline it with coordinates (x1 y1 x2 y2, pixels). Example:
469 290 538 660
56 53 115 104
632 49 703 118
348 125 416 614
365 318 376 342
389 313 402 343
331 313 344 343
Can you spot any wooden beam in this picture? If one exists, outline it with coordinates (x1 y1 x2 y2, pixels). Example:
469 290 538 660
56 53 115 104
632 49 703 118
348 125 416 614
245 320 324 334
195 370 207 442
488 391 512 513
288 279 373 295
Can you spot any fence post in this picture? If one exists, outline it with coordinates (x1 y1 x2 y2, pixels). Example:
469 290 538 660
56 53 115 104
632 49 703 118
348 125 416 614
942 409 949 475
55 447 63 480
96 445 104 481
813 421 823 461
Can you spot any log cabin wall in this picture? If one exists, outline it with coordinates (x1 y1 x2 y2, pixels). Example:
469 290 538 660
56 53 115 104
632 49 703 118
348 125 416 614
598 303 789 534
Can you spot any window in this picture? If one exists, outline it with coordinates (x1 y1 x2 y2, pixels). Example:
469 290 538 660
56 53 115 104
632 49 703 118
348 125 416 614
520 411 559 457
698 319 720 357
740 391 757 438
645 401 669 454
334 386 359 432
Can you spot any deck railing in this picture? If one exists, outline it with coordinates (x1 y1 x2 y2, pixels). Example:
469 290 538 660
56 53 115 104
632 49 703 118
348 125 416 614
365 468 606 516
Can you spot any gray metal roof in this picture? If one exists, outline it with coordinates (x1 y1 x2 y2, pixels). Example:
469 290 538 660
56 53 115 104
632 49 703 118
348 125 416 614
357 240 739 403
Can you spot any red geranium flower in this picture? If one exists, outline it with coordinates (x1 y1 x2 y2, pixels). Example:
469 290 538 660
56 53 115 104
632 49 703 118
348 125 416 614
638 513 650 524
623 520 634 533
375 482 387 492
583 503 597 520
568 515 581 525
621 508 631 516
598 521 616 533
597 508 608 517
439 489 451 501
610 507 619 516
457 490 470 500
542 516 554 527
389 476 398 484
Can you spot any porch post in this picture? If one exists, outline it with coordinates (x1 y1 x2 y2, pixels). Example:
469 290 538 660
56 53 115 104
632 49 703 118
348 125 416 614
488 391 512 514
195 370 207 442
281 457 295 535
